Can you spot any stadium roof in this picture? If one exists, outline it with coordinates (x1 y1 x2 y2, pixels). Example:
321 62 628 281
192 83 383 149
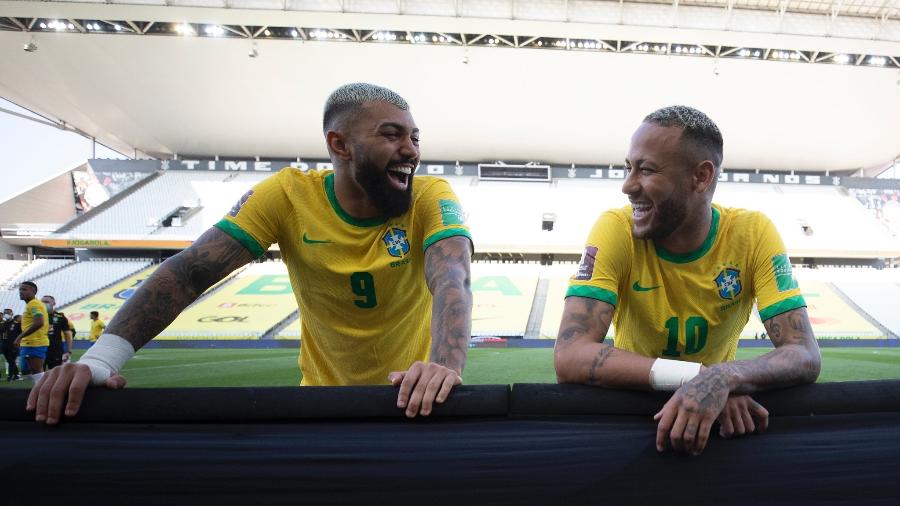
1 0 899 172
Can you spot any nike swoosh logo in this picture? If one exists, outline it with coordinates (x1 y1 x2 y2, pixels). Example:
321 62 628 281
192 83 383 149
302 233 332 244
632 281 660 292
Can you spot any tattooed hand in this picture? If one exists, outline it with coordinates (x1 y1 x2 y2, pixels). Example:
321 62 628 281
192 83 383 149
653 367 731 455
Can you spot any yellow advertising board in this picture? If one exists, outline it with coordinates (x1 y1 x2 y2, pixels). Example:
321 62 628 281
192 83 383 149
157 271 298 340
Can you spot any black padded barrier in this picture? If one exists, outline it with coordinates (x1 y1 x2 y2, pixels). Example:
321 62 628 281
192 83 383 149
510 380 900 416
3 381 900 505
0 384 510 422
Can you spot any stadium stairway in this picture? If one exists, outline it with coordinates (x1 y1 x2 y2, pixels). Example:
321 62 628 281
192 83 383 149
828 282 899 339
524 278 550 339
54 170 162 234
261 310 300 340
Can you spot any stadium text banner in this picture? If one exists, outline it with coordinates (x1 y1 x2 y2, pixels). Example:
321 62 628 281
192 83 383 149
94 159 899 189
41 239 192 249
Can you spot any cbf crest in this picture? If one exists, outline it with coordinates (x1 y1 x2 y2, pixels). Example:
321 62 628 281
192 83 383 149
714 268 742 300
382 228 410 258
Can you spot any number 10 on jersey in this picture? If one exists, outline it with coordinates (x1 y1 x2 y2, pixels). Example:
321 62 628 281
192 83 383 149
662 316 708 357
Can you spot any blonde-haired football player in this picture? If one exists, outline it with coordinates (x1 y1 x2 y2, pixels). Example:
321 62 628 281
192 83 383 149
555 106 821 455
30 83 473 425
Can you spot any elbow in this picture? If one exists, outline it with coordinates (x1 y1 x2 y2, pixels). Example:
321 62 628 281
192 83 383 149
553 347 578 384
804 348 822 384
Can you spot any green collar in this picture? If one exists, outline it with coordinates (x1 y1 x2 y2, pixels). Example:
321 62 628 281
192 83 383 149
655 207 720 264
324 173 387 227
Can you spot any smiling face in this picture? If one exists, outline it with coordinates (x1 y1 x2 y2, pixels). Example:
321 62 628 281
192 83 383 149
622 122 696 242
346 101 420 218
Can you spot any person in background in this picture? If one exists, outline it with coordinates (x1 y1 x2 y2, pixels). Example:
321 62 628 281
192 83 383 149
0 308 21 381
88 311 106 343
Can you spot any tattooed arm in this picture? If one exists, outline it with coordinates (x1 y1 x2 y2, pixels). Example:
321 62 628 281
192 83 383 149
390 236 472 418
708 307 821 393
105 227 256 350
27 227 255 424
554 296 657 387
654 307 820 455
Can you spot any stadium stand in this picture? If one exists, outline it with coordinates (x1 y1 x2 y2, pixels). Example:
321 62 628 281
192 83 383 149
715 183 900 257
61 171 269 239
448 177 900 258
0 259 152 327
0 259 27 287
828 268 900 338
0 258 74 289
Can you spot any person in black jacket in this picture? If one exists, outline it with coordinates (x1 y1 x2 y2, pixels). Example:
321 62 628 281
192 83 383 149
42 296 73 370
0 309 22 381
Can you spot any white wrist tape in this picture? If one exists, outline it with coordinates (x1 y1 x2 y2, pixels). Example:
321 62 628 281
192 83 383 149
77 334 135 386
649 358 702 391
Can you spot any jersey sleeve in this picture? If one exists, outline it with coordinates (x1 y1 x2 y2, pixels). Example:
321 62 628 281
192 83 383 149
214 170 289 258
419 178 473 252
28 302 42 317
565 210 632 307
751 213 806 321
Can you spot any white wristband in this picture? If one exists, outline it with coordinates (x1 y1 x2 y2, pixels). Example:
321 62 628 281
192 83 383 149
77 333 135 386
649 358 702 391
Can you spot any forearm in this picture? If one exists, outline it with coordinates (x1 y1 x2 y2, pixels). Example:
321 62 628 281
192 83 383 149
712 308 820 394
555 296 658 387
64 332 73 352
425 237 472 374
429 283 470 373
555 338 656 387
105 255 208 350
712 343 820 394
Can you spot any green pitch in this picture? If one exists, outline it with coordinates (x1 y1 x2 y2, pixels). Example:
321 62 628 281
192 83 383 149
2 347 899 388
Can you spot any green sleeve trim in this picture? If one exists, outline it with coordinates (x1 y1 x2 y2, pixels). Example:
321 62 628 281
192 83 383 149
758 295 807 322
656 207 720 264
423 228 473 253
565 285 618 306
214 220 266 258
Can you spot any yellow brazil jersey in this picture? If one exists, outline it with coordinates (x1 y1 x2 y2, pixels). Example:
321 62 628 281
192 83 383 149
21 299 49 347
216 168 472 386
567 204 805 365
89 319 106 341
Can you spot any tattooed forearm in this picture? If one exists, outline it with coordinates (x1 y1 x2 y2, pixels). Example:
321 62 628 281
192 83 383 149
586 345 614 385
106 227 254 350
553 296 656 386
425 236 472 373
713 307 821 393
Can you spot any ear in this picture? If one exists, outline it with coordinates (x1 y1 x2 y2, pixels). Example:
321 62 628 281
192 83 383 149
692 160 717 193
325 130 352 162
